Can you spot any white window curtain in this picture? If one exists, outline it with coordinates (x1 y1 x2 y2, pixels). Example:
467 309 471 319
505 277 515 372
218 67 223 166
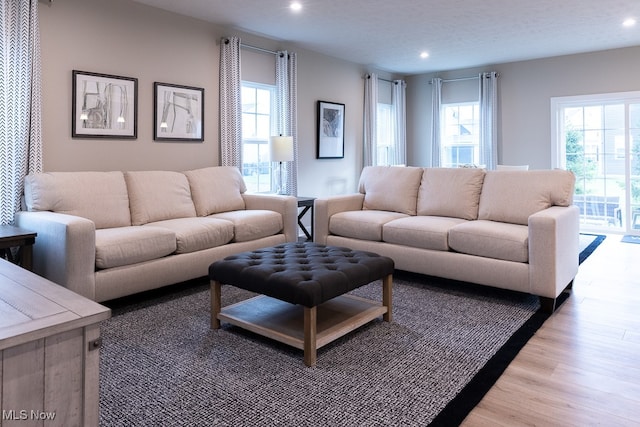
363 73 378 167
391 79 407 166
275 50 298 195
0 0 42 225
479 71 499 170
429 78 442 167
219 37 242 168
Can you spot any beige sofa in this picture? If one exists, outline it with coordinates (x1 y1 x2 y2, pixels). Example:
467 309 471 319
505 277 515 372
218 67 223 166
314 166 579 312
15 166 298 302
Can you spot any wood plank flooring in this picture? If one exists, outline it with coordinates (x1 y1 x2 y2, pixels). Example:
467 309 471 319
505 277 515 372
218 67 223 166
462 235 640 426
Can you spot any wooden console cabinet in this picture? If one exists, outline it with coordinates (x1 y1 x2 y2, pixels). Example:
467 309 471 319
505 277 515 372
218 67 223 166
0 259 111 427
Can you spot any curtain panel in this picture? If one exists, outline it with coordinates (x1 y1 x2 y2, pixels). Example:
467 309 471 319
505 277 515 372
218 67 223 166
363 73 378 167
479 71 499 169
275 51 298 196
429 78 442 167
219 37 242 168
0 0 43 225
392 80 407 166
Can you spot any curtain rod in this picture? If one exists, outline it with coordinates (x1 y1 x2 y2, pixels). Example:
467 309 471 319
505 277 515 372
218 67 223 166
222 38 283 57
240 43 278 56
365 74 403 84
429 76 478 84
430 73 499 84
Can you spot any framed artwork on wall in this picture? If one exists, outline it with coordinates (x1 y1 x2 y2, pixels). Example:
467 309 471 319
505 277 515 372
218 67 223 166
317 100 345 159
154 82 204 142
72 70 137 138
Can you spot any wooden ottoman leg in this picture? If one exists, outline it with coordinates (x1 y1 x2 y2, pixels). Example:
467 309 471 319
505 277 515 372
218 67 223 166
211 280 221 329
303 306 317 367
382 274 393 322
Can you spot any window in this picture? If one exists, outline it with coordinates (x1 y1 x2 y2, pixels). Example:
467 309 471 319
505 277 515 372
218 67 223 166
241 82 275 193
552 91 640 234
376 103 393 165
441 102 480 167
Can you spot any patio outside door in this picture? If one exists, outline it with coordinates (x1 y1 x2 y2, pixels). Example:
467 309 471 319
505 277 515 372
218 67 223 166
553 93 640 235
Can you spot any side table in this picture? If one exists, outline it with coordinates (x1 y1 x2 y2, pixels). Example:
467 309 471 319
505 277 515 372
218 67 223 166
0 258 111 426
297 197 316 241
0 225 37 271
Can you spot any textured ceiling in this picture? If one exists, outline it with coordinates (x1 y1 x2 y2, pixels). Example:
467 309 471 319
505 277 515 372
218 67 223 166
131 0 640 75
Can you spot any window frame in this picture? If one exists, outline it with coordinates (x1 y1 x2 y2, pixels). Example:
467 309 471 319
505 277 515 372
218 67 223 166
240 81 277 193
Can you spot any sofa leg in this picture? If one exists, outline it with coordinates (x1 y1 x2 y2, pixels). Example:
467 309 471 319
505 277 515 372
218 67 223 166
539 296 556 314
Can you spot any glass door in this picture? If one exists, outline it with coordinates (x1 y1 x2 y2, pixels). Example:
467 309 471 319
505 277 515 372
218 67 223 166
553 93 640 235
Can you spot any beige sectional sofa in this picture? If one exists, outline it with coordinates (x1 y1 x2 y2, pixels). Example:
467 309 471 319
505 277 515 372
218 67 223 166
314 166 579 312
15 166 297 302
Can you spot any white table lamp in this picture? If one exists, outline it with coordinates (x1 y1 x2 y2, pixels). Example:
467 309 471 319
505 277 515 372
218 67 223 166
269 135 294 194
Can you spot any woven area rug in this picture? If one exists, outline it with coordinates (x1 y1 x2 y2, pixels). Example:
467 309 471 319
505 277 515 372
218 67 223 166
99 271 566 427
579 233 606 263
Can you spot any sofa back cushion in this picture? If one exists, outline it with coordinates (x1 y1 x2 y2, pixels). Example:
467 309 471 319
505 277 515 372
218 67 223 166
24 171 131 229
358 166 423 215
417 167 486 220
184 166 246 216
478 170 575 225
125 171 197 226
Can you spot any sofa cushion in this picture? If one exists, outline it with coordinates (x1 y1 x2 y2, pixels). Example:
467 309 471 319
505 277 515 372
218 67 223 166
448 220 529 263
211 210 282 242
417 167 486 220
184 166 247 216
125 171 197 226
145 217 235 254
383 216 467 251
358 166 423 215
95 226 177 269
330 210 408 242
24 171 131 229
478 170 575 225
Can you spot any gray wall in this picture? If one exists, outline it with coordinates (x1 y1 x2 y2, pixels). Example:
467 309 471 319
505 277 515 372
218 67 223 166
39 0 640 195
38 0 374 197
407 47 640 169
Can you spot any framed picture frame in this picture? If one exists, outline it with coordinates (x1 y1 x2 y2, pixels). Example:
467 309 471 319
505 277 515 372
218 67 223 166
72 70 137 138
317 100 345 159
154 82 204 142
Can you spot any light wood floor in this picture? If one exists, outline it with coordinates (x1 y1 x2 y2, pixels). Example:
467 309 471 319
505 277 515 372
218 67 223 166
462 235 640 426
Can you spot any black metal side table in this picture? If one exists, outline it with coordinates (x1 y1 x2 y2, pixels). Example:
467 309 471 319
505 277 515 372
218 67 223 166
297 197 316 241
0 225 37 271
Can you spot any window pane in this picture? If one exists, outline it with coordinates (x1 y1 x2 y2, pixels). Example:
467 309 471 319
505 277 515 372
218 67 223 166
256 115 270 139
241 82 276 193
256 89 271 114
241 87 256 113
242 113 256 138
441 102 479 167
376 103 393 165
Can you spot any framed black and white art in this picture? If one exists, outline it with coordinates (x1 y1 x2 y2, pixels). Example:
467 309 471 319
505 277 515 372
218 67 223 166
72 70 138 139
154 82 204 142
317 100 345 159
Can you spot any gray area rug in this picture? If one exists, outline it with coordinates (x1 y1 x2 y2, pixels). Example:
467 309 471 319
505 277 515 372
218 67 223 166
99 273 542 426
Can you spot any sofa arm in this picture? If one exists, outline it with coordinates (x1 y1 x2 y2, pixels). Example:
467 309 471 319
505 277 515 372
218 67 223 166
242 194 298 242
314 194 365 244
15 211 97 300
528 205 580 300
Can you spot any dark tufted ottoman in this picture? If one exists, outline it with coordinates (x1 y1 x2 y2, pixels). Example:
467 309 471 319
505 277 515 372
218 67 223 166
209 242 394 366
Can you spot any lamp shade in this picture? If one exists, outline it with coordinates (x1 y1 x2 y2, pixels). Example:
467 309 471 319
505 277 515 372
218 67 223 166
269 136 294 162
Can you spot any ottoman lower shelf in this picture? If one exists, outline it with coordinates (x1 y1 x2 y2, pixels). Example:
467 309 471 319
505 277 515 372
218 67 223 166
215 293 388 366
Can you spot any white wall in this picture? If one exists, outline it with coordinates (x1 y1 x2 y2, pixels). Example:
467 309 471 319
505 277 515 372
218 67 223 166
38 0 372 197
407 47 640 169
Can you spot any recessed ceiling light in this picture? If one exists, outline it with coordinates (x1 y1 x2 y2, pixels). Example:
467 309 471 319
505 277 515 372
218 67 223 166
420 51 429 59
290 2 302 12
623 18 636 27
